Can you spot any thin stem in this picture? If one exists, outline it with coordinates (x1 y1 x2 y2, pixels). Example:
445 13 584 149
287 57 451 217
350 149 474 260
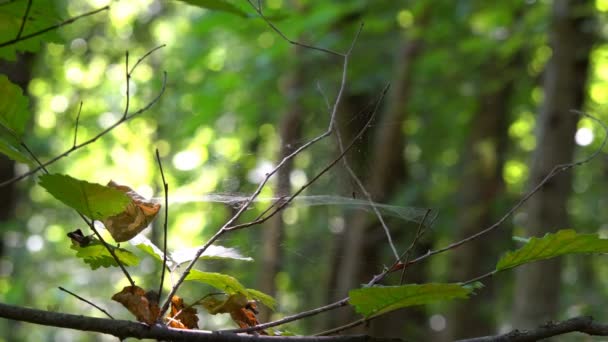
0 6 110 48
15 0 32 40
0 47 167 188
58 287 114 319
123 51 130 119
315 317 367 336
155 149 169 303
73 101 83 147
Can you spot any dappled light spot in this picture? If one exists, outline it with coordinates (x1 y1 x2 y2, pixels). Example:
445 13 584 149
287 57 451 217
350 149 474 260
397 10 414 29
70 38 88 55
37 111 56 129
173 150 203 171
503 160 528 185
597 0 608 11
575 127 594 146
283 207 298 225
207 47 227 72
290 169 307 188
45 225 64 243
429 314 446 332
50 95 69 113
66 65 84 84
248 160 275 183
590 83 608 103
329 216 345 234
26 235 44 252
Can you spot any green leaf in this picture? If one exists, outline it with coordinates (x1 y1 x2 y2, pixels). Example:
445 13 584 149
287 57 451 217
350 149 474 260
349 283 473 318
39 174 131 220
496 229 608 271
185 270 247 295
0 75 30 138
71 240 139 270
246 288 276 310
0 2 61 60
175 0 248 17
130 234 252 267
0 135 31 164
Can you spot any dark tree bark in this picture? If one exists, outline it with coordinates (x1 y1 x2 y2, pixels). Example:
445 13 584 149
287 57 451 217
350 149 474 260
443 60 516 340
512 0 595 329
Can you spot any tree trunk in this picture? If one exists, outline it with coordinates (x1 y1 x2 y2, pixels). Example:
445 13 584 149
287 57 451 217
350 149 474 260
512 0 595 329
443 61 515 340
257 48 303 322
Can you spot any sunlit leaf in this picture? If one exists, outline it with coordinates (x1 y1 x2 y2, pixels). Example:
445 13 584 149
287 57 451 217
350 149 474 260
0 75 32 164
0 2 61 60
39 174 131 220
70 240 139 270
176 0 248 17
246 288 276 310
102 181 161 242
112 285 159 325
185 270 247 294
130 234 252 267
496 229 608 271
349 283 473 318
0 136 31 164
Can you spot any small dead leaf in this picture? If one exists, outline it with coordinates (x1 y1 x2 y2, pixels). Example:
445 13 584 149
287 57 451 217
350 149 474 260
112 285 160 325
198 294 265 333
167 295 199 329
67 229 93 247
102 181 161 242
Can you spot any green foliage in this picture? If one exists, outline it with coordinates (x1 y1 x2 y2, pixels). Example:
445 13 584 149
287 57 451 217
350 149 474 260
38 174 131 220
185 270 275 308
0 75 32 164
245 288 276 310
71 240 139 270
0 1 60 60
349 283 474 318
496 229 608 271
175 0 249 17
185 270 248 294
131 235 252 268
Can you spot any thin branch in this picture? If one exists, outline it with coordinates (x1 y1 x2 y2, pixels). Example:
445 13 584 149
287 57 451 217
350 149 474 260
246 0 344 57
456 316 608 342
58 286 114 319
72 101 83 148
399 209 432 284
158 13 363 318
396 111 608 271
123 51 130 119
0 302 393 342
0 5 110 48
224 84 390 233
155 149 169 303
315 317 367 336
18 139 135 286
15 0 32 40
0 45 167 187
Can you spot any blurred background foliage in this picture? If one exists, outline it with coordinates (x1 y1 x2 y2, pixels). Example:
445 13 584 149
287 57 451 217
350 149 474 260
1 0 608 341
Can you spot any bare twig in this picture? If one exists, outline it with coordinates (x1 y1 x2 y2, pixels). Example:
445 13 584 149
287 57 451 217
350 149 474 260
72 101 83 148
0 5 110 48
0 45 167 187
456 316 608 342
15 0 32 40
158 13 364 318
155 149 169 303
315 317 367 336
397 111 608 271
58 286 114 319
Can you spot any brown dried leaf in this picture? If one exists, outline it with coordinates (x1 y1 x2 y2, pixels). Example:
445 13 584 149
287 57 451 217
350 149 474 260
102 181 161 242
198 294 265 334
167 295 199 329
111 285 160 325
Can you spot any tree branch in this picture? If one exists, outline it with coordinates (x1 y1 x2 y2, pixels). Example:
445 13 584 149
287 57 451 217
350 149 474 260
0 302 399 342
456 316 608 342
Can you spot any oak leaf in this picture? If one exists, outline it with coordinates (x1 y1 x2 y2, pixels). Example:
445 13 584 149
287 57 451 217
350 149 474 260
166 295 199 329
102 181 161 242
111 286 160 325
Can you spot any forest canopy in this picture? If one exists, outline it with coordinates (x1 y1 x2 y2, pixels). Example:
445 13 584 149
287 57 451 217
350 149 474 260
1 0 608 341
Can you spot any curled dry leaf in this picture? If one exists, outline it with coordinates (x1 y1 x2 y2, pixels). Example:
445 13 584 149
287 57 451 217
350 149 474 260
166 296 199 329
198 294 265 333
103 181 161 242
67 229 93 247
111 285 160 325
